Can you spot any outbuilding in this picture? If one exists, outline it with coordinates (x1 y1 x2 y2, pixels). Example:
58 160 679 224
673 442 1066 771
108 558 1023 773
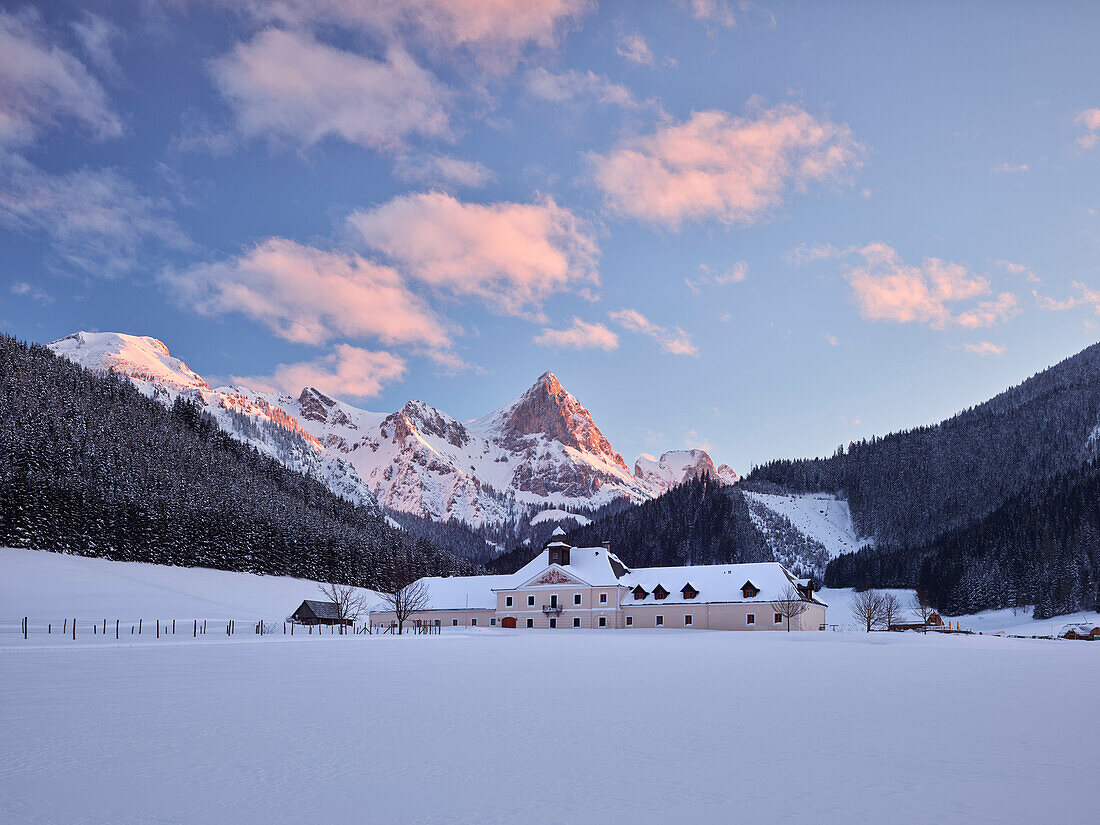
291 600 351 626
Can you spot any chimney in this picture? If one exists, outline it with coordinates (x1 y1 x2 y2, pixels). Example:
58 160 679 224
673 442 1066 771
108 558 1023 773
602 541 611 552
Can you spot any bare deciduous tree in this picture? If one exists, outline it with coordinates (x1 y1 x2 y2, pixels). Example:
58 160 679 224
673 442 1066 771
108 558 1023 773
770 585 808 632
881 592 903 630
317 582 370 624
851 589 887 632
909 589 934 631
381 579 431 635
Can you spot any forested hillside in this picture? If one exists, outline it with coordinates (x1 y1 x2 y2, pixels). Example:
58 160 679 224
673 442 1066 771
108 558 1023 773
0 336 475 588
485 477 776 575
748 341 1100 547
826 460 1100 617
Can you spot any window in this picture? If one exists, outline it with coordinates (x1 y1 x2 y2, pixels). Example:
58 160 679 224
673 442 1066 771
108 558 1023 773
526 618 534 628
632 586 648 600
685 614 693 626
653 585 669 601
573 617 581 628
774 612 783 625
471 618 477 627
573 593 582 606
491 618 496 626
549 618 557 629
452 619 458 626
527 595 535 606
599 617 607 628
682 584 699 600
626 616 633 627
599 593 608 604
746 613 755 625
656 615 664 627
506 596 513 607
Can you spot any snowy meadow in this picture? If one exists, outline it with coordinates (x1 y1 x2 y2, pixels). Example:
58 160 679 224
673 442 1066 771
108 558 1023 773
2 548 1097 825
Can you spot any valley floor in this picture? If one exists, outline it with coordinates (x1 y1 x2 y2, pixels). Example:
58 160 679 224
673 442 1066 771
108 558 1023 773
3 548 1098 824
3 628 1097 825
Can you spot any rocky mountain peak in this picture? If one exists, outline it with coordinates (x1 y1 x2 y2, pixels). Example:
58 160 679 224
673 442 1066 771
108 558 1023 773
297 387 337 422
485 372 627 471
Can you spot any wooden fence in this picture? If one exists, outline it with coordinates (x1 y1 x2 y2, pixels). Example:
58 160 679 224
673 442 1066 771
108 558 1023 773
2 617 445 641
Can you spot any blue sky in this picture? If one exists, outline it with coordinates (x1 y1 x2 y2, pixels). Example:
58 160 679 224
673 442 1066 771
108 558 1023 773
2 0 1100 471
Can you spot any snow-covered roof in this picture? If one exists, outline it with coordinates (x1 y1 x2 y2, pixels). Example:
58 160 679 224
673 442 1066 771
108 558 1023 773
1061 622 1099 635
621 562 827 607
509 548 629 588
394 573 517 612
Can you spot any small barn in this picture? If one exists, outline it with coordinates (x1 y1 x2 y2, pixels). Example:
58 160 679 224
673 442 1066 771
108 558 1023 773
291 600 351 626
1060 622 1100 641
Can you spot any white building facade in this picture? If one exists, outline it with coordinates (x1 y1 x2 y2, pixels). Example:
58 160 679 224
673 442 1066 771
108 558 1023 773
371 529 827 632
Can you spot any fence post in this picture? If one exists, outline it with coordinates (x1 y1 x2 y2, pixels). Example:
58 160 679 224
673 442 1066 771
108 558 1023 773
64 618 67 634
103 619 106 635
194 619 197 638
72 618 76 640
139 618 142 635
23 617 27 640
156 619 160 639
116 619 119 640
172 620 175 635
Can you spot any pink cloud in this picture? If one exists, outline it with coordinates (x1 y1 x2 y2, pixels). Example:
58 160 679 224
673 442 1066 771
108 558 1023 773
609 308 698 356
1034 281 1100 314
1076 108 1100 150
211 29 450 151
232 344 407 398
393 153 493 188
845 243 998 329
616 33 654 65
588 103 863 229
234 0 591 75
534 317 618 350
955 292 1020 329
685 261 747 292
964 341 1005 357
347 191 598 318
166 238 455 357
524 67 641 109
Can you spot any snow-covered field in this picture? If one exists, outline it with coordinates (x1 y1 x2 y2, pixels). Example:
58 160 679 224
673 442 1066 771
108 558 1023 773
3 627 1096 824
744 491 867 557
2 548 1098 824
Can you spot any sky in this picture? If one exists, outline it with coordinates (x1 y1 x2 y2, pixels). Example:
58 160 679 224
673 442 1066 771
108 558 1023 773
2 0 1100 473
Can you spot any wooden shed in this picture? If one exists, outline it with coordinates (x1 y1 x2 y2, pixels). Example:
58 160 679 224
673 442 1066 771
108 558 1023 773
1061 623 1100 641
291 600 351 626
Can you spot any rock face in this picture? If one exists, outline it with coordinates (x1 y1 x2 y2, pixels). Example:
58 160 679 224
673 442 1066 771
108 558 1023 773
50 332 738 536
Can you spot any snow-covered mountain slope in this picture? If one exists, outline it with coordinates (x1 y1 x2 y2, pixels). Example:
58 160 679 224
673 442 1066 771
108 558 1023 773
742 491 868 559
48 332 736 536
281 373 655 528
47 332 378 509
634 449 740 495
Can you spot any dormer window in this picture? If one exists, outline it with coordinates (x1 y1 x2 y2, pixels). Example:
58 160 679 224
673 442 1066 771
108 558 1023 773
681 583 699 600
741 580 759 599
632 585 649 601
652 584 669 601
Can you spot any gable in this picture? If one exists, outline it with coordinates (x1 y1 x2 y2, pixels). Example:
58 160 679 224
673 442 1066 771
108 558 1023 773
518 565 587 588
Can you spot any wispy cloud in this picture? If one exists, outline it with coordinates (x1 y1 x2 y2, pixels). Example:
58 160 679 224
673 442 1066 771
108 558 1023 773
589 102 863 229
0 10 122 148
524 67 643 109
991 161 1028 174
0 154 189 277
964 341 1005 357
10 282 52 305
346 192 598 320
685 261 747 293
1034 281 1100 314
616 32 654 65
393 153 493 189
534 317 618 350
609 308 698 356
210 29 451 153
230 0 593 76
994 259 1041 283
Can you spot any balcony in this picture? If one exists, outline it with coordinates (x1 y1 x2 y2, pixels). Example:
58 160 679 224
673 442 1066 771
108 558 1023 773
542 604 563 615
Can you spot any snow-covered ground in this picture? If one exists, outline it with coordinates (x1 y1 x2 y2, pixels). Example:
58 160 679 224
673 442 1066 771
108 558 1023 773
3 627 1096 824
0 546 381 628
529 508 592 527
744 491 868 557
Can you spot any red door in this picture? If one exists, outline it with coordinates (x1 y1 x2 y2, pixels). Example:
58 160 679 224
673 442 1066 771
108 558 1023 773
501 617 516 629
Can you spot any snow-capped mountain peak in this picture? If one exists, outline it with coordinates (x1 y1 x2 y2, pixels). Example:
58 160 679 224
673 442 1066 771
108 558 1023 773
49 331 210 393
634 449 739 495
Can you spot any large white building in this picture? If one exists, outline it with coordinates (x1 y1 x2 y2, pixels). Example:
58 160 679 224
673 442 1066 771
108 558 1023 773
370 528 827 631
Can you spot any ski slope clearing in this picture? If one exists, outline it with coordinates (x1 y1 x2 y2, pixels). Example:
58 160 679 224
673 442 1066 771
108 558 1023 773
0 547 381 624
3 630 1096 825
744 491 866 557
529 508 592 527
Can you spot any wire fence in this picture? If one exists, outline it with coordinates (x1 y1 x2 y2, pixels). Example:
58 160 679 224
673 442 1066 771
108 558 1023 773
0 616 383 643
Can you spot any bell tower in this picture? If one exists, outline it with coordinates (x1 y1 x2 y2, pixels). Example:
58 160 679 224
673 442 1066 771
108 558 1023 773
546 526 571 567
